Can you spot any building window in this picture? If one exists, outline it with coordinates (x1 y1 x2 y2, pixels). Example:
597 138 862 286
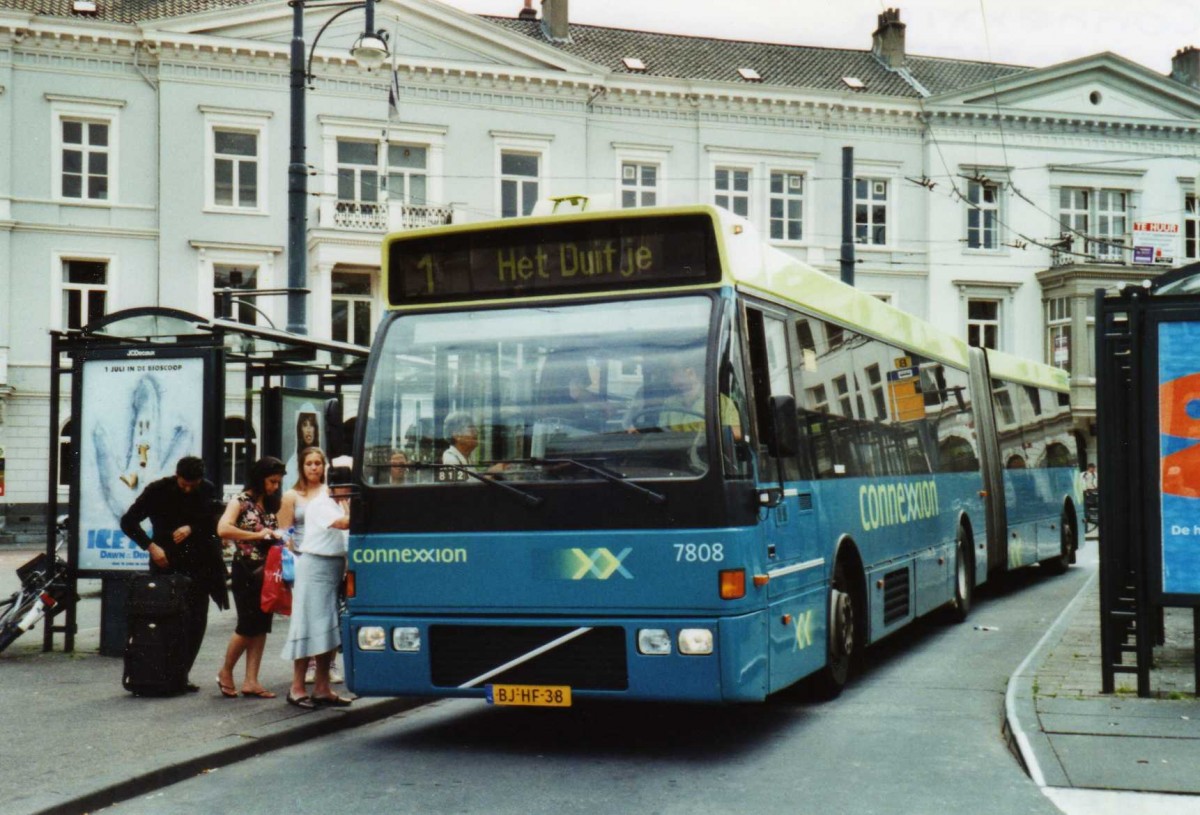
833 374 852 417
213 129 258 209
866 363 886 420
967 298 1000 349
337 140 380 216
1046 297 1072 371
223 417 255 488
213 265 258 325
768 171 804 241
807 384 828 412
1059 188 1089 242
500 151 540 218
826 323 845 350
61 119 109 200
855 177 888 245
1187 194 1199 261
59 418 73 487
62 259 107 329
966 180 999 249
1095 189 1128 260
621 161 658 208
714 167 750 217
332 271 373 346
387 144 427 205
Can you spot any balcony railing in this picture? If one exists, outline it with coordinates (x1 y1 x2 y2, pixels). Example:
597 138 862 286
332 201 454 232
1050 234 1131 268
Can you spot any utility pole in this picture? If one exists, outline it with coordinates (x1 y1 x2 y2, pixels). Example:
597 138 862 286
840 145 855 286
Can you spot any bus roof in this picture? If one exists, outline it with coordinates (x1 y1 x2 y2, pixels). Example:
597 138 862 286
382 202 1065 390
985 347 1070 392
715 210 971 370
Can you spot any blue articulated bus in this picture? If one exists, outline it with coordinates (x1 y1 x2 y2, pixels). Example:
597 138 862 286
341 202 1080 705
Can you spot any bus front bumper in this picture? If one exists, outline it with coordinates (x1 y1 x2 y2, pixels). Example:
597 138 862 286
342 612 769 704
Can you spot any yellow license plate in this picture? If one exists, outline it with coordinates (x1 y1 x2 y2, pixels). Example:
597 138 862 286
487 684 572 707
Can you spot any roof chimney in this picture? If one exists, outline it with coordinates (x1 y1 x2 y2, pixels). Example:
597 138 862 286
872 8 906 70
1170 46 1200 90
541 0 571 43
518 0 536 20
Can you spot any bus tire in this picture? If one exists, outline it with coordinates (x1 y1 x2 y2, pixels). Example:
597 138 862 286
1044 509 1075 575
949 528 973 623
812 558 859 699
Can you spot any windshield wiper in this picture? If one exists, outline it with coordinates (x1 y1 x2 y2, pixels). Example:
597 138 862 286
411 463 544 509
534 458 667 505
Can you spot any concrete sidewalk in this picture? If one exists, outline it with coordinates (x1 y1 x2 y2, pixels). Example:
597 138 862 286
0 548 421 815
1007 536 1200 813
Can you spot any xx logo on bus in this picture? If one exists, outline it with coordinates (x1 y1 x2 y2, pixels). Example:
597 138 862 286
558 547 634 580
793 610 814 651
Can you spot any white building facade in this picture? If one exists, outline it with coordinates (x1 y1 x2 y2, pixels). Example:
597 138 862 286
1 0 1198 530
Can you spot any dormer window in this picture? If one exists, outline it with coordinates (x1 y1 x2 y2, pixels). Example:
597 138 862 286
842 76 866 90
622 57 646 72
71 0 97 12
737 68 762 82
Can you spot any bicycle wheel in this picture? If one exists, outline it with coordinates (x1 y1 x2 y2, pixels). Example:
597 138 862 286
0 591 21 628
0 590 35 654
0 622 23 654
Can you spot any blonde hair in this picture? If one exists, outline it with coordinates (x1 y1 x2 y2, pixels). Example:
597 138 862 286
292 446 328 492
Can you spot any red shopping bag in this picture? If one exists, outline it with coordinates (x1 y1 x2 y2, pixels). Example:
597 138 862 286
260 545 292 616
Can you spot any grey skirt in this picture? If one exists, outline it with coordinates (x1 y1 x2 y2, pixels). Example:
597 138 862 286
280 552 343 661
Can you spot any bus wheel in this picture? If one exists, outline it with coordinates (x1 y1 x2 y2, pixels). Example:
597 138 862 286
813 559 857 699
949 529 973 623
1044 510 1074 575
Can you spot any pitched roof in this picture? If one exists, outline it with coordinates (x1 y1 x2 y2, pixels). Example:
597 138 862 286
1 0 1031 97
0 0 261 24
486 16 1031 98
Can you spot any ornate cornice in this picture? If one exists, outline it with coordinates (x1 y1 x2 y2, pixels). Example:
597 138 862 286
10 221 157 238
922 109 1200 140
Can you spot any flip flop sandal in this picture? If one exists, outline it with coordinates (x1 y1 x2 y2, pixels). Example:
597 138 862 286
286 694 316 710
315 694 353 707
216 678 239 699
242 689 278 699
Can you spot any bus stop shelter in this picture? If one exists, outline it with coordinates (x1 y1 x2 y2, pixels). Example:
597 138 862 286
43 305 368 654
1096 262 1200 696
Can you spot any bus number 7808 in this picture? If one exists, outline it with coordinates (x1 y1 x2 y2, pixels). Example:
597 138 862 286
674 543 724 562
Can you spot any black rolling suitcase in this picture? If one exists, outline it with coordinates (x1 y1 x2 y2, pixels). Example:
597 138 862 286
122 573 192 696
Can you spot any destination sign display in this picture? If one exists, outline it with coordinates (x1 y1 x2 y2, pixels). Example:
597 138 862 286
386 213 721 306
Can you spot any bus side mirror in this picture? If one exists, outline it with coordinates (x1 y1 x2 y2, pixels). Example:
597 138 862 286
766 394 798 458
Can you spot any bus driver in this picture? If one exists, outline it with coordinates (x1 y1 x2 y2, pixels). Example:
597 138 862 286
658 361 743 442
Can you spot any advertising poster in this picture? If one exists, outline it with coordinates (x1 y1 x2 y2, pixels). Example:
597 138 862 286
1158 321 1200 595
1133 221 1178 265
77 354 205 573
278 390 327 492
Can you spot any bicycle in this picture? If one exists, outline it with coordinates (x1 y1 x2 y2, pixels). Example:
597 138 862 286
0 516 76 654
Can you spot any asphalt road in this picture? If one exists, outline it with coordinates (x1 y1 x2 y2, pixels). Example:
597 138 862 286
95 553 1091 815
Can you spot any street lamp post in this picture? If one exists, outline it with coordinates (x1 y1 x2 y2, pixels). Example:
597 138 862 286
287 0 389 338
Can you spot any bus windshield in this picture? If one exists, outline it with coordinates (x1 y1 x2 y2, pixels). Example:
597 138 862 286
362 295 735 485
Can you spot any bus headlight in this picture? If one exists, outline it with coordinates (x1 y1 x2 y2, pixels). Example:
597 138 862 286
357 626 386 651
678 628 713 655
392 627 421 652
637 628 671 655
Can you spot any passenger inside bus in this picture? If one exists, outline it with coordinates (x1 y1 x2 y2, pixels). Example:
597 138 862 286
536 353 607 433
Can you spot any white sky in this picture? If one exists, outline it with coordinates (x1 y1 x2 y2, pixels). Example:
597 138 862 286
442 0 1200 76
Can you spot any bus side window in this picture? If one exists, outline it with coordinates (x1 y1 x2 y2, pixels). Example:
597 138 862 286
745 307 801 481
